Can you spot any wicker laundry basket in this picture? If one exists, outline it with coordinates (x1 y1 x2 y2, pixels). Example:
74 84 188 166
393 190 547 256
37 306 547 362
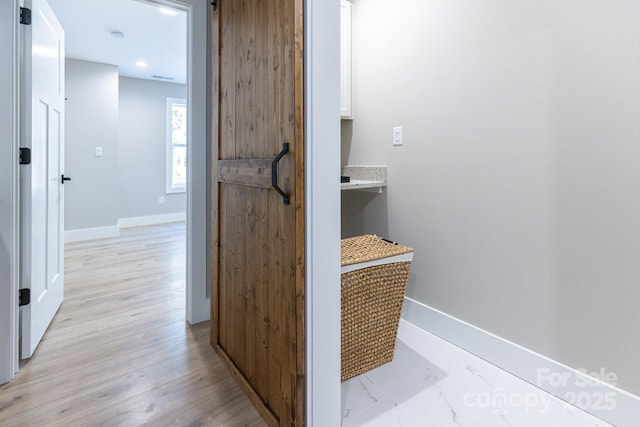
341 235 414 381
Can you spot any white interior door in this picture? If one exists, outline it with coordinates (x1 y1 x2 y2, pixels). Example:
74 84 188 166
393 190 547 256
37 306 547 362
20 0 65 359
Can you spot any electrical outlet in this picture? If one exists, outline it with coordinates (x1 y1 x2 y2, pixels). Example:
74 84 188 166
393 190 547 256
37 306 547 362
158 196 165 205
393 126 403 146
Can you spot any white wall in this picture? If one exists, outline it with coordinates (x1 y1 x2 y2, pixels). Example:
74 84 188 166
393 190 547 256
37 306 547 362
343 0 640 395
305 1 342 425
65 59 119 231
118 76 186 219
0 0 19 385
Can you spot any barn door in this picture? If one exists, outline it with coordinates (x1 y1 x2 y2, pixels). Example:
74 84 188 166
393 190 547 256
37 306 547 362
210 1 305 426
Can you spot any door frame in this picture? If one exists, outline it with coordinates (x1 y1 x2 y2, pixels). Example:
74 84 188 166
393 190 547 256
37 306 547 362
0 0 20 385
303 1 342 425
147 0 210 324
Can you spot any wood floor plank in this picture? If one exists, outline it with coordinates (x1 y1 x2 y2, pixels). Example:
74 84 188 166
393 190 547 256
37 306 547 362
0 223 265 427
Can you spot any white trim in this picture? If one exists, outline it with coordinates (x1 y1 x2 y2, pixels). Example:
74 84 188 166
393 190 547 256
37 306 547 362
305 0 342 425
402 297 640 427
341 252 413 274
64 213 187 243
64 226 119 243
0 0 20 385
145 0 209 325
118 212 186 228
181 0 208 324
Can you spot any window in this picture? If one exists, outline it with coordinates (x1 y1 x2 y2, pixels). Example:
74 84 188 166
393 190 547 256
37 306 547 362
166 97 187 193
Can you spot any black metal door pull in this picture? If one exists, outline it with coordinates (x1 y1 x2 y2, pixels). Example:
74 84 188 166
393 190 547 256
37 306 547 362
61 175 71 184
271 143 290 205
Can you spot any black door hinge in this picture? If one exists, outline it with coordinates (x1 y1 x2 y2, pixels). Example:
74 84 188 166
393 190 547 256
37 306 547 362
211 1 217 11
19 148 31 165
20 7 31 25
19 289 31 307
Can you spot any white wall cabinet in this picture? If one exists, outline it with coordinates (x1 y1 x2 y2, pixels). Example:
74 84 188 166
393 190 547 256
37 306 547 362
340 0 352 119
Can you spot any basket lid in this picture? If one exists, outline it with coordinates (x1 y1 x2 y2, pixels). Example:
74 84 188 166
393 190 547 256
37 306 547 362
341 235 414 266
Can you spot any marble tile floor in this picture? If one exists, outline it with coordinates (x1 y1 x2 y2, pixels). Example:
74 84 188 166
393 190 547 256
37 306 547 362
341 320 612 427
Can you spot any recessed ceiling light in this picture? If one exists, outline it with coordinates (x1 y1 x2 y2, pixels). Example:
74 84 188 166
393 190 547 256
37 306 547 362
110 31 125 39
136 61 148 68
158 7 178 16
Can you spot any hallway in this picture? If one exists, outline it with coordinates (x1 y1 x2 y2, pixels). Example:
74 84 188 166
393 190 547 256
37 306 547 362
0 223 264 426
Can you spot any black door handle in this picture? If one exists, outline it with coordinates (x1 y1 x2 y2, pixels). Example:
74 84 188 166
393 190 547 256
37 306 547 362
61 175 72 184
271 143 289 205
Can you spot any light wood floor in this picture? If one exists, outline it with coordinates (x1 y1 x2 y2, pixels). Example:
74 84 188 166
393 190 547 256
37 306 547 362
0 223 265 427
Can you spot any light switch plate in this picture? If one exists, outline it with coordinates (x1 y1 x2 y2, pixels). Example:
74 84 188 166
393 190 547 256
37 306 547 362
94 146 103 157
393 126 403 146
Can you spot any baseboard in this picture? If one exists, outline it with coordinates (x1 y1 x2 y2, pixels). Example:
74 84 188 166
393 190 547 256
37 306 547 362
401 297 640 427
65 226 119 243
65 214 185 243
117 212 186 228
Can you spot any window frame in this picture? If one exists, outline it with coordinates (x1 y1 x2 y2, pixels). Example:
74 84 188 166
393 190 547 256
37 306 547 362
165 97 187 194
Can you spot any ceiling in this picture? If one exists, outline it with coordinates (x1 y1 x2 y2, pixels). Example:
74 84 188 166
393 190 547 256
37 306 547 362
48 0 187 84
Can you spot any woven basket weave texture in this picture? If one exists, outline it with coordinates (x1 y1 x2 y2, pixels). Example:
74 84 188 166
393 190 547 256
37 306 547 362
341 235 414 381
341 234 413 266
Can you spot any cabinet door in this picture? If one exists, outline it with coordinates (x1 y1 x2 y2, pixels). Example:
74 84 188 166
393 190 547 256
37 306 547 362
340 0 352 119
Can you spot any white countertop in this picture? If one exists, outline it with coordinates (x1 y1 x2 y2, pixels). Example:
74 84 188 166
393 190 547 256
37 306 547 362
341 165 387 193
340 179 385 191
